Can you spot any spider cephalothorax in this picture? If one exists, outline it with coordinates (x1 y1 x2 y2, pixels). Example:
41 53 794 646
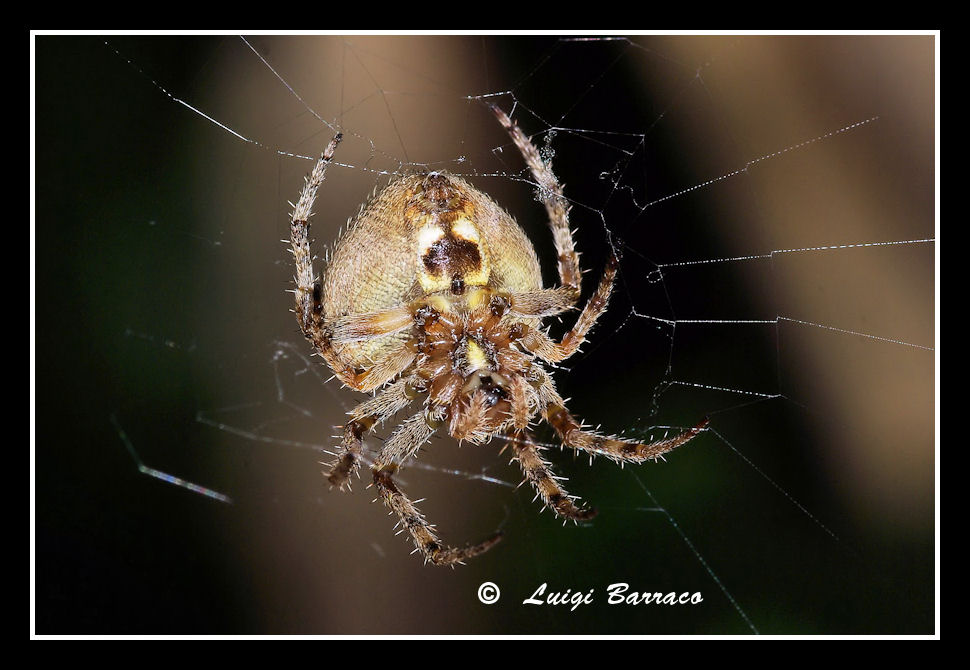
289 106 708 566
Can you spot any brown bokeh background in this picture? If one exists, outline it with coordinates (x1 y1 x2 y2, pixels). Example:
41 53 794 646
35 35 935 634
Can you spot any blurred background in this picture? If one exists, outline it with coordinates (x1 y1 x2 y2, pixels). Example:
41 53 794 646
34 34 936 635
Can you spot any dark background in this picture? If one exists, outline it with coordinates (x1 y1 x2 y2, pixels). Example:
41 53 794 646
34 35 936 635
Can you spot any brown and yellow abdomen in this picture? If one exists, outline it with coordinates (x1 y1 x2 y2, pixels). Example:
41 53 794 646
323 173 543 368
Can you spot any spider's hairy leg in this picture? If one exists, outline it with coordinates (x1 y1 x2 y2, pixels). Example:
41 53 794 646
328 418 372 491
544 401 710 464
314 335 417 395
377 409 439 466
518 250 619 363
448 391 493 442
325 375 420 490
331 305 413 343
288 136 416 393
507 374 535 429
509 430 597 521
372 409 503 565
307 332 413 393
290 133 342 340
288 132 376 390
507 286 580 318
352 343 417 394
373 466 503 566
490 104 581 292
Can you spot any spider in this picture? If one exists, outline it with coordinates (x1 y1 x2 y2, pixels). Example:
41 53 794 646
288 104 708 566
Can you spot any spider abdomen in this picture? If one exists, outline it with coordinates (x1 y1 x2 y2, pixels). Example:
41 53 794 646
322 173 542 369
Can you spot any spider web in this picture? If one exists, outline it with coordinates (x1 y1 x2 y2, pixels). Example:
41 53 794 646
33 33 937 636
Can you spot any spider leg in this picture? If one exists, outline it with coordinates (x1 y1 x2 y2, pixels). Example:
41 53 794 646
509 430 597 521
544 400 710 464
331 305 412 344
327 420 371 491
518 250 619 363
289 134 366 388
507 287 580 318
371 409 503 566
289 134 418 393
325 374 420 490
448 391 493 442
491 104 581 292
507 373 536 429
290 134 342 351
352 344 417 394
373 466 503 566
316 337 417 395
377 409 439 466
